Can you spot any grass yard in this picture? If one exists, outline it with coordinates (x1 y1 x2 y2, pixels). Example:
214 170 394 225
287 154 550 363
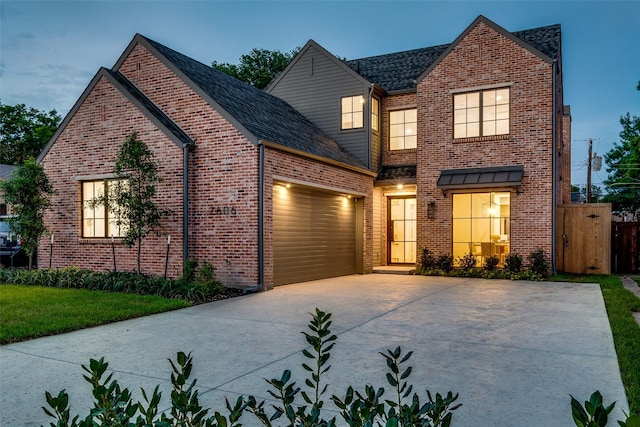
552 274 640 415
0 284 190 344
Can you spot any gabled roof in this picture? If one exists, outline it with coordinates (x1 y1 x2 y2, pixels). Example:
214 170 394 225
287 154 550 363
38 67 193 162
344 15 560 92
133 35 366 170
266 39 371 92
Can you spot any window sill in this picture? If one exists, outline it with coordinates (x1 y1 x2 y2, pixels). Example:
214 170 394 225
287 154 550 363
79 238 122 244
453 134 509 143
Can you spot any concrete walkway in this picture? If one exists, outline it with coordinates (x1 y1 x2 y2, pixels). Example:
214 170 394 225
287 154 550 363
0 275 629 426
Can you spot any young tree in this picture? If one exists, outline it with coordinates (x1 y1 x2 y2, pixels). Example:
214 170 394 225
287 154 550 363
603 112 640 219
102 132 165 275
212 47 301 89
0 158 54 268
0 103 61 165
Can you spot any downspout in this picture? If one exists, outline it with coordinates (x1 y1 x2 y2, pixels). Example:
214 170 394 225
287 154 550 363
182 141 194 264
367 83 374 170
244 140 265 293
551 60 558 275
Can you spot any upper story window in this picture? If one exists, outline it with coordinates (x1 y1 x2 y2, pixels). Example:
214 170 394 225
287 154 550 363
82 179 126 238
389 108 417 150
453 88 510 139
371 97 380 132
341 95 364 130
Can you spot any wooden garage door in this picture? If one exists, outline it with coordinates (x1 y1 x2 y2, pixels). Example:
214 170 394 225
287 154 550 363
273 184 356 285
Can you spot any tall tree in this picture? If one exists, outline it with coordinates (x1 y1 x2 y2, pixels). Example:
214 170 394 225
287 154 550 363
0 158 54 268
99 132 165 274
0 103 60 165
212 47 300 89
603 112 640 219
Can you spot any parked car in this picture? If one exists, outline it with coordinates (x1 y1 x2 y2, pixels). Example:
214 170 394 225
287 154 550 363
0 216 28 267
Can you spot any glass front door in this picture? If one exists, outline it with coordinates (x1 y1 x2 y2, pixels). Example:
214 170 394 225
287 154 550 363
388 197 416 264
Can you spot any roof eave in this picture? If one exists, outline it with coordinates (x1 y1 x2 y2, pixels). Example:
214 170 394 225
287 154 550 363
260 140 376 177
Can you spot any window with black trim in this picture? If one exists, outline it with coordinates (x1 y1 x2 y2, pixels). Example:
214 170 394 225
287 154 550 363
389 108 417 150
454 88 509 138
341 95 364 130
82 180 126 238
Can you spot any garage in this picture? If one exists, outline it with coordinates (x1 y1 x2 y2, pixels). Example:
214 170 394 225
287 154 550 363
273 183 361 285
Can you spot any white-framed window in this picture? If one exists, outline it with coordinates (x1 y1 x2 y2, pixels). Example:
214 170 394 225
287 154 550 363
341 95 364 130
389 108 417 150
454 88 510 138
371 97 380 132
82 180 126 238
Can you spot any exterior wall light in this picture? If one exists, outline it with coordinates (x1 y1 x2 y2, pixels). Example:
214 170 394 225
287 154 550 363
427 201 436 219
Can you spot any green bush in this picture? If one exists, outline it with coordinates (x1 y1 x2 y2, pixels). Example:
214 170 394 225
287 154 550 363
43 309 461 427
0 260 228 304
457 252 477 270
419 247 437 271
504 253 523 273
415 248 546 282
437 254 454 273
528 249 550 279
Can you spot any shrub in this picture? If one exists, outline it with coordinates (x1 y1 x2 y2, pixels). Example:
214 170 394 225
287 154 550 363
484 255 500 271
419 247 437 271
43 309 461 427
504 253 523 273
0 260 228 304
457 252 477 270
528 249 550 278
437 254 454 273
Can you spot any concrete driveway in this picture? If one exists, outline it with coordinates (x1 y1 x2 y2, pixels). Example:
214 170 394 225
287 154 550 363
0 275 629 426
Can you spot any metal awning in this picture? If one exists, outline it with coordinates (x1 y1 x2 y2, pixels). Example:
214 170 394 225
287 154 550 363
437 165 523 191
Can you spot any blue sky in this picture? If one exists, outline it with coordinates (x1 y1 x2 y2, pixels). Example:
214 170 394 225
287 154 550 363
1 1 638 188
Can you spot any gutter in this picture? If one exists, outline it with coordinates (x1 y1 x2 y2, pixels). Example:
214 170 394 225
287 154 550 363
551 60 558 275
367 83 374 170
244 140 266 293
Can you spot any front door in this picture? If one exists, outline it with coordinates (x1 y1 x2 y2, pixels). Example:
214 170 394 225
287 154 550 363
388 197 416 264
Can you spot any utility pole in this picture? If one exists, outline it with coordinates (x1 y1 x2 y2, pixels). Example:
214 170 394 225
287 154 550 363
587 138 592 203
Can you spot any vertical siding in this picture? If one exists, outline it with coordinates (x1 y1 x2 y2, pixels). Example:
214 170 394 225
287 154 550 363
269 44 371 168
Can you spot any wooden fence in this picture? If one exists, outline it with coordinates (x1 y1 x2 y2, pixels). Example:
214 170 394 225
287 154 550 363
556 204 611 275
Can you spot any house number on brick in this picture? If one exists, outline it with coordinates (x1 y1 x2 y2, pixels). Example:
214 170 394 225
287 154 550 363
211 206 237 216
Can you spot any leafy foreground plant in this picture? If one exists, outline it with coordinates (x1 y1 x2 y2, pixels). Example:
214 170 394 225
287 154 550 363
570 390 640 427
42 308 460 426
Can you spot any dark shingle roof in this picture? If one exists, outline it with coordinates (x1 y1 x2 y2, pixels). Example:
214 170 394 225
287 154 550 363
345 23 560 92
376 165 417 183
345 45 449 92
141 36 365 169
512 24 561 61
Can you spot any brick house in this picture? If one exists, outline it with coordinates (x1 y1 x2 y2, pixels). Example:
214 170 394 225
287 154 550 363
37 15 570 288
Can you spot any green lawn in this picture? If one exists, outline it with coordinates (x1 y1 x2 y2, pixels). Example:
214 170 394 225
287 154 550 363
552 274 640 415
0 284 190 344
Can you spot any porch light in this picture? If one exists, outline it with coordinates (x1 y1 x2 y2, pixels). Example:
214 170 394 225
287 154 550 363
397 184 404 190
427 202 436 219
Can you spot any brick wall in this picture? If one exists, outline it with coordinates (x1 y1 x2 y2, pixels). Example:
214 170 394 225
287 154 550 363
38 77 185 277
415 21 557 259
